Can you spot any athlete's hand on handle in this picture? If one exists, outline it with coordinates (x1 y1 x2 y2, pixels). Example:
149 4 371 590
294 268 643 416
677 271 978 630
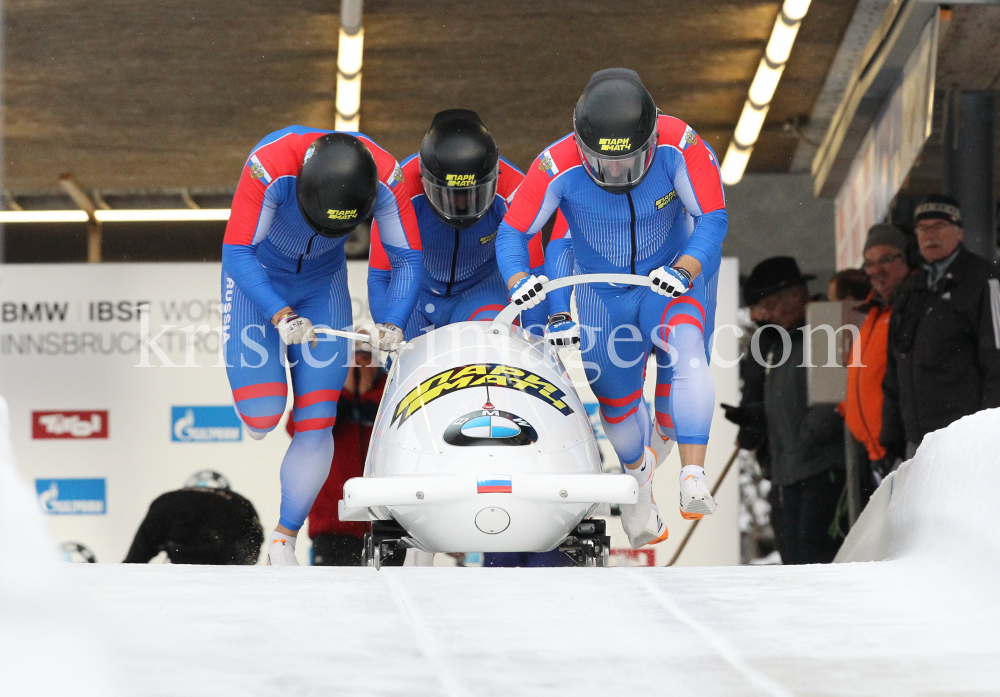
545 313 580 347
273 308 318 349
648 265 692 298
510 274 549 309
369 323 404 352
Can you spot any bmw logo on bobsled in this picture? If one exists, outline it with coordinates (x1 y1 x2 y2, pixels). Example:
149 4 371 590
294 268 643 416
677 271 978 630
443 399 538 447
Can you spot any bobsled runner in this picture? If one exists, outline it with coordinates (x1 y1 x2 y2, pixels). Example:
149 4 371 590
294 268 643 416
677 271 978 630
336 274 652 568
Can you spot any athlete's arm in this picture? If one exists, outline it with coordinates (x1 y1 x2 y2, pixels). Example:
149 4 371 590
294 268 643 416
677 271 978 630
221 155 291 320
665 122 728 280
366 219 393 325
496 144 567 288
539 209 575 315
368 159 422 329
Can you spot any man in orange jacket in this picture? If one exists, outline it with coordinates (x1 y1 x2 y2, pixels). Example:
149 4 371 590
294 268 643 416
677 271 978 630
842 224 914 500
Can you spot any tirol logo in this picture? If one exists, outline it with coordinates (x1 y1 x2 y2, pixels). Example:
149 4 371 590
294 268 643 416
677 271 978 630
655 190 678 210
392 363 573 427
172 406 242 443
32 411 108 439
36 479 106 515
598 138 631 151
444 400 538 447
326 209 358 220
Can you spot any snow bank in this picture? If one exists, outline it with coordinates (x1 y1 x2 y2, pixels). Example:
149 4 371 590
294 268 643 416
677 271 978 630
0 395 121 697
836 408 1000 572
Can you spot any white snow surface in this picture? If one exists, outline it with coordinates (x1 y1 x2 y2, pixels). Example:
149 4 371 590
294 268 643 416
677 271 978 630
5 401 1000 696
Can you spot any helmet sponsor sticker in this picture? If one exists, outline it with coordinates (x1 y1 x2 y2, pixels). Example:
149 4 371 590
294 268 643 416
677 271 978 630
327 209 358 220
248 154 273 184
654 190 678 210
36 479 106 515
444 400 538 447
32 410 108 439
171 406 242 443
392 363 573 427
599 138 631 152
446 174 477 187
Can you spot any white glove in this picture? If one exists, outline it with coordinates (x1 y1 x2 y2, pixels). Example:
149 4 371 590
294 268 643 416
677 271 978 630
510 274 549 309
368 323 404 352
648 265 692 298
275 312 318 349
545 313 580 347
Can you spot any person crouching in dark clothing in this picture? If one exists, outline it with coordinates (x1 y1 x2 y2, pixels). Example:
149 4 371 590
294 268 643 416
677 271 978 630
124 470 263 564
746 257 846 565
881 195 1000 462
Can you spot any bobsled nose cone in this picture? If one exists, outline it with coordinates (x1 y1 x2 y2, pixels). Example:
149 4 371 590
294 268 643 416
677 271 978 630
475 507 510 534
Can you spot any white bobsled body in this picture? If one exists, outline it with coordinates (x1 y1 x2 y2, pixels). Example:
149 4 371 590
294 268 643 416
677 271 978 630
341 321 637 553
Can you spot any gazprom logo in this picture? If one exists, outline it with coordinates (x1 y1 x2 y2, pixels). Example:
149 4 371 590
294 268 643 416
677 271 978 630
172 406 242 443
36 479 106 515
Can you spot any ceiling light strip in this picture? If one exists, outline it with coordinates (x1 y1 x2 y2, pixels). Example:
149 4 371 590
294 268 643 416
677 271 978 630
721 0 812 185
0 209 232 223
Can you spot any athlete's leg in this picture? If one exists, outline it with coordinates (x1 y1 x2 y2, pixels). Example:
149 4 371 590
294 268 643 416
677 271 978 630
641 274 718 518
221 270 288 440
275 265 352 538
405 289 443 341
577 283 667 548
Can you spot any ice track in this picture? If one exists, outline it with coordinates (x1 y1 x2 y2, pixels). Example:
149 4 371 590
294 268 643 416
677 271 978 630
6 399 1000 696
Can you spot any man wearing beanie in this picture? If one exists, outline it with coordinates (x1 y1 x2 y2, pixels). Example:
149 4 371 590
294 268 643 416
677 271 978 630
881 195 1000 462
842 224 914 498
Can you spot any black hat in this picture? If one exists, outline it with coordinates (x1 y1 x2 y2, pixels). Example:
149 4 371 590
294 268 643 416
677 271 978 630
863 223 909 253
914 194 962 227
744 256 815 306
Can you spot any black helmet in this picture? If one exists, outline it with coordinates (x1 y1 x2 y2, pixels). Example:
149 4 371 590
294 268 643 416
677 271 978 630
573 68 658 195
419 109 499 229
296 133 379 238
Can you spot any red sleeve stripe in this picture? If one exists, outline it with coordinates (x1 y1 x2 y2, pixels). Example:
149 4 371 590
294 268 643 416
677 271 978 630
528 233 545 268
368 220 392 271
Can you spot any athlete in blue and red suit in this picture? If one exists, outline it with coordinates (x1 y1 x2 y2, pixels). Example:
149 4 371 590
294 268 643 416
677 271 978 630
368 109 572 338
221 126 422 565
496 69 727 548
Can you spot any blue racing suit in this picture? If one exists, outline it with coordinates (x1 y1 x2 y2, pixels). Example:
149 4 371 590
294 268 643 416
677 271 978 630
368 154 572 338
221 126 422 530
496 115 727 464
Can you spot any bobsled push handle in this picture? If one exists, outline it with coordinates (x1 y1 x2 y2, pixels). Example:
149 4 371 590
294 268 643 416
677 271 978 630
489 273 652 330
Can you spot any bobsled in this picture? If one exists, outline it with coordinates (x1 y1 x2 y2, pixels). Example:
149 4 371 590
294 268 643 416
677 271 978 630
338 274 651 567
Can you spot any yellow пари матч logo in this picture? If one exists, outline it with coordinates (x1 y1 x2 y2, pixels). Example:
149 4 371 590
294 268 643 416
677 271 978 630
598 138 631 152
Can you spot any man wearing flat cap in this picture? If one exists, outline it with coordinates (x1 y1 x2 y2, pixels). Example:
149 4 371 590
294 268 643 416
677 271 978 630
882 195 1000 462
841 224 915 496
726 256 845 564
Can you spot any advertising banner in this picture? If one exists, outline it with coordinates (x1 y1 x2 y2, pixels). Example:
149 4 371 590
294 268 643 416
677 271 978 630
1 259 739 566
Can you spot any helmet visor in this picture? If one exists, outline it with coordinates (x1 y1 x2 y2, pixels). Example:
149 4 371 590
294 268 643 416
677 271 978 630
420 163 498 228
575 127 658 190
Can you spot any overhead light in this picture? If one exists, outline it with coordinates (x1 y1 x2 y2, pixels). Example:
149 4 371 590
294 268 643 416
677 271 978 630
335 0 365 131
95 209 230 222
720 0 812 185
721 143 753 186
0 209 231 223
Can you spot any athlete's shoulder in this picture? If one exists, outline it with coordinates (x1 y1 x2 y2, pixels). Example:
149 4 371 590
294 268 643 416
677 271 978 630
655 114 702 152
245 126 332 184
527 133 581 182
497 156 525 199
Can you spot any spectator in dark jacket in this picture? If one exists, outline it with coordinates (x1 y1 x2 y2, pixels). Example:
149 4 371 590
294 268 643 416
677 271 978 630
881 195 1000 461
124 470 263 564
744 257 846 564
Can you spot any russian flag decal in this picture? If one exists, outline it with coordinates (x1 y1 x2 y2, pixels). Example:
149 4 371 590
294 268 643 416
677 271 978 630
477 474 512 494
